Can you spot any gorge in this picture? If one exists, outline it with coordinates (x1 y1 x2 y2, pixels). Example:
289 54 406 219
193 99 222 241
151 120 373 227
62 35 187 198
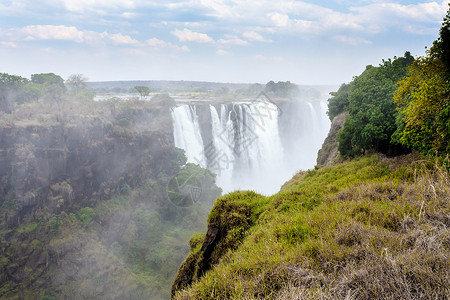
0 81 332 299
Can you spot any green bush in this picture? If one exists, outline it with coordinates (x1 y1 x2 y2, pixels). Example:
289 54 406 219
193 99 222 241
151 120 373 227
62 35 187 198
47 214 62 233
76 207 95 227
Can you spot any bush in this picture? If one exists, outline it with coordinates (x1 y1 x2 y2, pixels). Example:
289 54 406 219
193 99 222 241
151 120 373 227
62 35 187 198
76 207 95 227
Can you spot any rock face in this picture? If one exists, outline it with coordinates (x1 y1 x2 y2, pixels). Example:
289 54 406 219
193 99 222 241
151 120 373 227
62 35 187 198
316 112 347 167
0 102 177 297
0 104 173 228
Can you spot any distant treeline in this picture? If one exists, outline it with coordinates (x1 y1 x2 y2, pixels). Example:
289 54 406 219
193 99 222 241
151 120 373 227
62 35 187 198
0 73 92 112
1 72 331 112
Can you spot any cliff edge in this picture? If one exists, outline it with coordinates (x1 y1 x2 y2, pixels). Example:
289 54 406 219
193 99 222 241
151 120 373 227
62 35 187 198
316 112 347 167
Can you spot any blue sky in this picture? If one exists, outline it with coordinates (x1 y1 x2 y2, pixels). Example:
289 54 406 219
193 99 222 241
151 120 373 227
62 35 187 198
0 0 448 84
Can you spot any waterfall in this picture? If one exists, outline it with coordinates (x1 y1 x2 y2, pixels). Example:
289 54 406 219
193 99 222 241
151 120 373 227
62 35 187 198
171 105 207 167
171 97 330 195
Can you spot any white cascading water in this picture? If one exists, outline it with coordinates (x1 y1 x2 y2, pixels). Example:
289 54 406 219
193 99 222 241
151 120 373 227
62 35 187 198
171 105 207 167
171 96 330 195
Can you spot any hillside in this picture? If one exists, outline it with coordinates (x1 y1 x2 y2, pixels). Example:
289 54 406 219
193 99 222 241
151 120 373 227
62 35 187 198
172 154 450 299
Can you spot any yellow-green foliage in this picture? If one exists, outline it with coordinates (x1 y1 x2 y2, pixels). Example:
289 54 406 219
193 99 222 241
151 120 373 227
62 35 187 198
174 154 450 299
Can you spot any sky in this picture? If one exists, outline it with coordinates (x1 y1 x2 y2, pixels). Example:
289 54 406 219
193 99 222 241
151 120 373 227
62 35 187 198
0 1 448 85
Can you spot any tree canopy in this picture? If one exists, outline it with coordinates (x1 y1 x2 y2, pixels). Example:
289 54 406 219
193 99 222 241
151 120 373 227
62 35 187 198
393 6 450 155
0 73 30 112
31 73 66 90
66 74 88 93
334 53 414 157
264 81 298 98
327 83 350 121
134 86 150 97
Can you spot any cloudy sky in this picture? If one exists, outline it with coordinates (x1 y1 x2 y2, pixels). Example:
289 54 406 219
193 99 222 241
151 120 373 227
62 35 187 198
0 1 448 85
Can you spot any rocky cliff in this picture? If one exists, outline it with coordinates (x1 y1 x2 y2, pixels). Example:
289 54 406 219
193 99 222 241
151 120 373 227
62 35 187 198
0 99 184 299
316 111 347 167
1 101 173 227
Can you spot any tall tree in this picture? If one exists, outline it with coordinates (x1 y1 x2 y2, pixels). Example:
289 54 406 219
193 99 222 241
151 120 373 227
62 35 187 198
134 86 150 98
337 53 413 157
66 74 88 94
393 6 450 155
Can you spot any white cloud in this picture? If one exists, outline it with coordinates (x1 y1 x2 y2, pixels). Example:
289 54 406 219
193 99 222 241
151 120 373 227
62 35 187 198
333 35 372 46
218 37 249 46
10 25 141 47
57 0 136 13
216 49 229 56
291 19 321 34
172 28 213 43
268 12 289 27
108 33 139 45
242 31 272 42
350 1 448 23
173 0 447 38
146 38 171 48
146 38 189 52
0 41 18 48
121 12 137 19
21 25 85 42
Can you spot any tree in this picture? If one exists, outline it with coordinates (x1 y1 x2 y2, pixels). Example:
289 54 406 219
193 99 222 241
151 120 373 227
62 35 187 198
0 73 30 112
264 80 298 98
31 73 67 104
393 6 450 155
337 53 414 157
327 83 350 121
134 86 150 98
66 74 88 94
31 73 66 90
151 93 176 108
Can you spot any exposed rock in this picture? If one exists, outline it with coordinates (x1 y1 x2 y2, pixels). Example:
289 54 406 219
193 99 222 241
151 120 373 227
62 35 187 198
0 105 173 227
316 112 347 167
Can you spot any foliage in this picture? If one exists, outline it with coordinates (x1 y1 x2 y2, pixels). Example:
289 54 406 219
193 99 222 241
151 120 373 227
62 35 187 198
336 53 414 157
31 73 65 89
393 7 450 155
0 73 31 111
47 214 62 233
66 74 88 95
134 85 150 97
327 83 350 120
76 207 95 227
264 80 298 98
152 93 176 108
160 162 221 220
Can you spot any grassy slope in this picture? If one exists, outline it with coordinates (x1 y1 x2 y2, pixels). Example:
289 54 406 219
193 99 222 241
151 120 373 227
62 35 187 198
174 154 450 299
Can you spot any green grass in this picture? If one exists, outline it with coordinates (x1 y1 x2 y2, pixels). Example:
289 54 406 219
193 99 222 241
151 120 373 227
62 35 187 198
173 154 450 299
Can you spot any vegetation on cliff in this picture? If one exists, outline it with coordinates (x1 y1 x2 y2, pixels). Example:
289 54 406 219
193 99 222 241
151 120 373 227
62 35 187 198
393 8 450 156
0 76 221 299
173 154 449 299
329 6 449 158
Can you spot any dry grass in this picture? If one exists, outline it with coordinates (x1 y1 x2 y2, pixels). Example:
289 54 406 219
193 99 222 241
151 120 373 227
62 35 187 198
173 155 450 299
